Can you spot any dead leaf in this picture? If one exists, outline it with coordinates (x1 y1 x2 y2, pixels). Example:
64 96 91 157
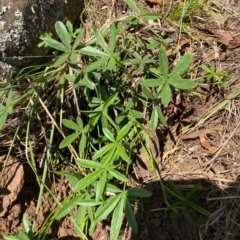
228 34 240 49
199 133 217 153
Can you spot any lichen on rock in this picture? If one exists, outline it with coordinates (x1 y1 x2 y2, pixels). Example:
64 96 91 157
0 0 83 79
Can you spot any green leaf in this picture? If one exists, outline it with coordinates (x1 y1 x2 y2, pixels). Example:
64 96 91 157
106 183 122 193
169 181 184 198
53 53 70 67
110 195 125 240
96 171 107 201
79 133 87 153
59 132 80 149
125 0 140 14
187 201 210 216
66 20 73 35
78 46 108 57
150 106 158 131
0 104 8 130
94 194 122 223
169 53 192 79
102 128 115 142
142 86 154 100
56 194 84 219
116 144 130 163
169 78 196 90
69 52 78 64
22 214 34 240
55 21 71 49
108 169 129 182
72 28 84 50
116 122 132 142
43 37 68 51
83 57 109 73
159 44 168 80
103 92 118 110
125 198 138 233
156 105 168 128
75 159 103 169
16 231 31 240
182 204 192 223
109 24 117 54
53 171 80 187
93 143 115 160
127 188 152 197
140 12 162 20
62 119 81 131
73 169 103 193
141 79 165 87
93 25 108 52
76 200 102 206
3 236 18 240
160 83 171 107
185 182 201 199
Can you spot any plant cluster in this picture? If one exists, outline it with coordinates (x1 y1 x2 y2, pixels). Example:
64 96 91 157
1 0 215 239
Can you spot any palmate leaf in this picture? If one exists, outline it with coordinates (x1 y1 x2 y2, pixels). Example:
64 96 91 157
187 201 210 216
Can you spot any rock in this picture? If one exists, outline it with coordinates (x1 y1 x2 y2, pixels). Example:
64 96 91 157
0 0 84 79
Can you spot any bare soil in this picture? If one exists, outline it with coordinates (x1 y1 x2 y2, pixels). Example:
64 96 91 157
1 0 240 239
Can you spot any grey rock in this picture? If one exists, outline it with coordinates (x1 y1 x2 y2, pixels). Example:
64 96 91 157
0 0 83 79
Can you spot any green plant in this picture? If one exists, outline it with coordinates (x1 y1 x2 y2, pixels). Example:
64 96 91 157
200 64 229 88
167 182 210 223
2 0 212 238
141 44 196 130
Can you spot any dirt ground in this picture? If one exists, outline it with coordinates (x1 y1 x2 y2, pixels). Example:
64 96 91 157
1 0 240 239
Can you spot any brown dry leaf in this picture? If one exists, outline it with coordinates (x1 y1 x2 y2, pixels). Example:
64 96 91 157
199 133 217 153
228 34 240 49
204 27 233 46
